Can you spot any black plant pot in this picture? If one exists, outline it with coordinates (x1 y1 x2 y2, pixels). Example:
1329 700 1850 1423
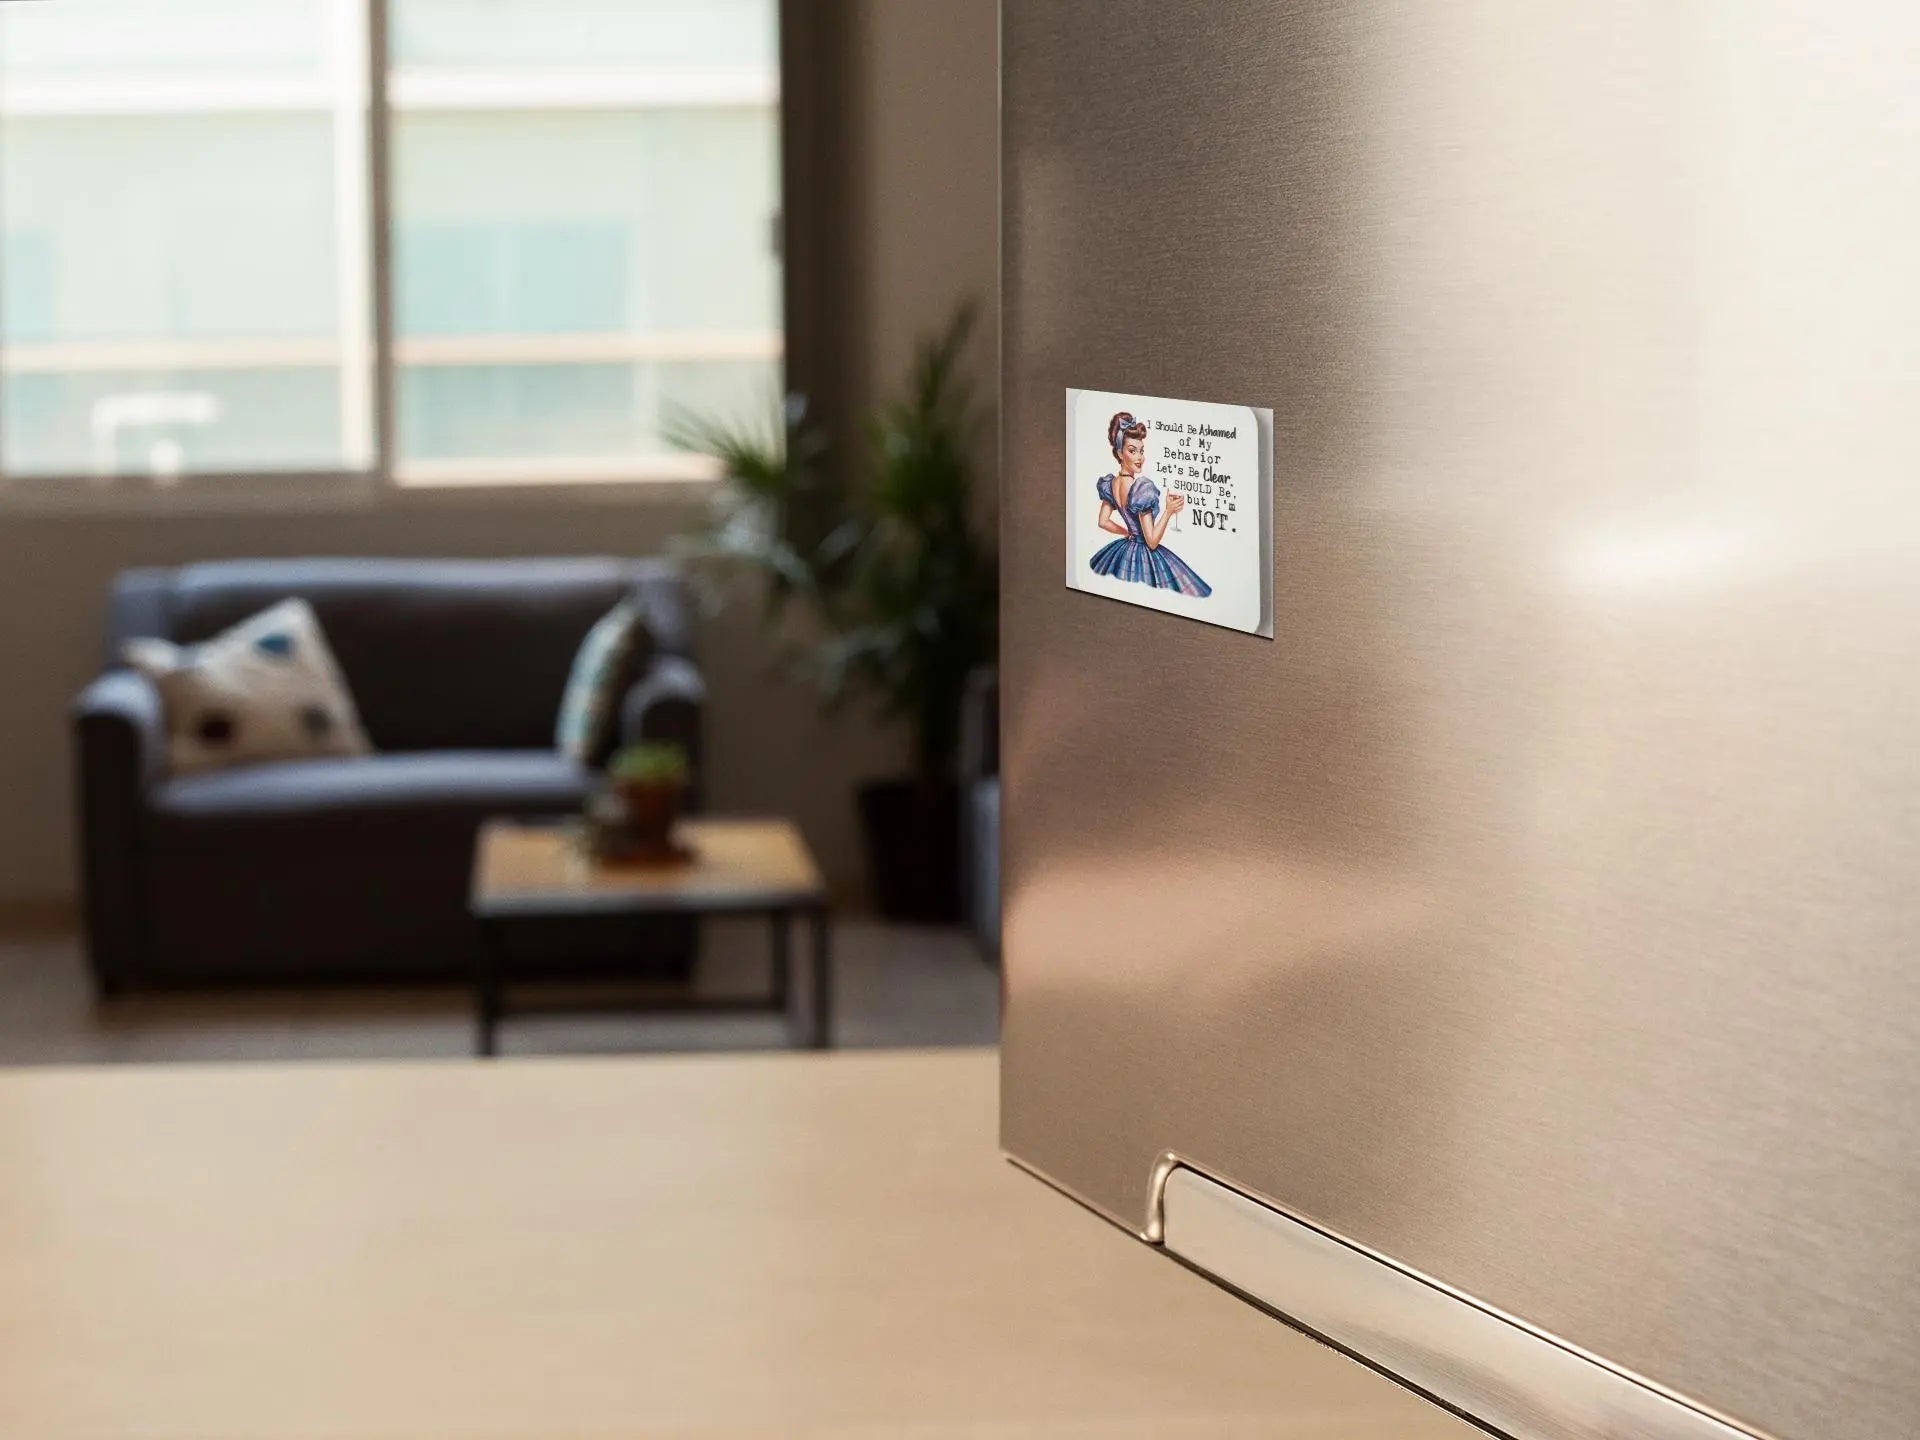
857 777 963 923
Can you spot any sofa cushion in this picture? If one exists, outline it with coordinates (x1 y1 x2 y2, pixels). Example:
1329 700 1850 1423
126 599 372 777
152 751 590 846
147 559 676 752
555 597 654 768
137 751 694 984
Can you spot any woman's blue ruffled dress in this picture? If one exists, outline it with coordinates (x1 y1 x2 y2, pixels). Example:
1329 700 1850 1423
1088 475 1212 597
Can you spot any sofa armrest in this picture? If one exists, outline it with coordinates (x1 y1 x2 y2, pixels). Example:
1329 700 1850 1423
619 654 707 805
76 671 166 787
73 671 166 992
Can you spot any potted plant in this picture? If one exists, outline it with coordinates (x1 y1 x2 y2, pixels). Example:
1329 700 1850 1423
668 303 996 920
605 742 691 856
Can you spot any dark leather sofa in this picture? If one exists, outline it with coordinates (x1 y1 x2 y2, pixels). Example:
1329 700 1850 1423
73 557 703 992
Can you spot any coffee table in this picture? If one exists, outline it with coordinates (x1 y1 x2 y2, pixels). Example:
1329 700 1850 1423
469 817 831 1056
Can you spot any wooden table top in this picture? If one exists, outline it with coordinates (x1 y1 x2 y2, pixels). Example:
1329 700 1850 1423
473 816 827 917
0 1049 1475 1440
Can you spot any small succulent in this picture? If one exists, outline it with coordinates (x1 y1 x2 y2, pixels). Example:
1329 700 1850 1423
606 742 690 787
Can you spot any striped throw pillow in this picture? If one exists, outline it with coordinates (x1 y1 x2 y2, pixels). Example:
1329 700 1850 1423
555 597 653 767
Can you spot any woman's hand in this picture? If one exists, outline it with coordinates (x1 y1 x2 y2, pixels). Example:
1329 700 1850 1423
1166 492 1187 515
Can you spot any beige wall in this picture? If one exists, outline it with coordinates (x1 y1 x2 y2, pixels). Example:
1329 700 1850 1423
0 1 1000 909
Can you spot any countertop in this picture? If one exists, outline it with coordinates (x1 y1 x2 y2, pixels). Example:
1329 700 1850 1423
0 1047 1474 1438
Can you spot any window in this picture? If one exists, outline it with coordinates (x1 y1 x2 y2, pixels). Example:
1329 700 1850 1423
0 0 782 490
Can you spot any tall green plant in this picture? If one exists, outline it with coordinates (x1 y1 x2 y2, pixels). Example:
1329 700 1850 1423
667 303 997 779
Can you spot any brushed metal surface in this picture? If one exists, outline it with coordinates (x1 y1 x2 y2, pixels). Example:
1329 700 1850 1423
1163 1166 1774 1440
998 5 1920 1440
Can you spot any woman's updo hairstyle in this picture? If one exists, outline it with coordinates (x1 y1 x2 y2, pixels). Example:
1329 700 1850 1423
1109 411 1148 460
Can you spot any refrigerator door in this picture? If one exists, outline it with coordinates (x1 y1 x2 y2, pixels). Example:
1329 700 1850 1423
998 5 1920 1440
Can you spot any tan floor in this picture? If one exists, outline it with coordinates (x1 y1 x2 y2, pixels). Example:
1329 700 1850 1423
0 918 999 1066
0 1047 1477 1440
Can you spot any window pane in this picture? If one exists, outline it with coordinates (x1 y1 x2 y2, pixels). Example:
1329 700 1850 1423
389 0 782 479
0 0 372 480
392 0 776 75
399 359 773 470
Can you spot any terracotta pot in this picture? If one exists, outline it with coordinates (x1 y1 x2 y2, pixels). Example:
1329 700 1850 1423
616 778 686 849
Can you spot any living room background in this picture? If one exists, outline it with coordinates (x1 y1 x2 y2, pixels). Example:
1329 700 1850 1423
0 0 1000 910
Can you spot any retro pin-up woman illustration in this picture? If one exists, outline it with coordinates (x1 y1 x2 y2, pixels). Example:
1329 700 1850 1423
1089 411 1212 597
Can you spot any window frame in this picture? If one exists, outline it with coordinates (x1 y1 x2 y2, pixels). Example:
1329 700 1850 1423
0 0 789 509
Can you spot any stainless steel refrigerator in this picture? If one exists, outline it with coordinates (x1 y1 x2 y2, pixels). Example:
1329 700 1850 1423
998 5 1920 1439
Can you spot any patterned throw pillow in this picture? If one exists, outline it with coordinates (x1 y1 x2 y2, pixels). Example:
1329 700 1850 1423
125 599 372 777
555 596 654 768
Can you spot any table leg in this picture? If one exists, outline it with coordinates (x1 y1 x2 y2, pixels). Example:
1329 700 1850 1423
476 921 502 1058
808 904 832 1050
770 908 792 1020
